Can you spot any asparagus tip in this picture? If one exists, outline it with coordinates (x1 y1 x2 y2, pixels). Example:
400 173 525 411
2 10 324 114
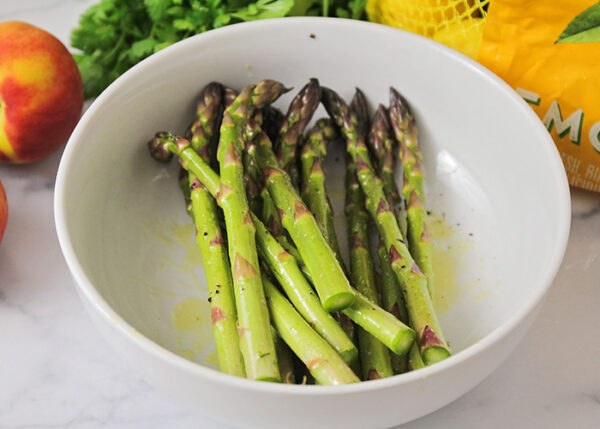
255 79 293 105
147 132 173 162
223 86 238 108
389 87 411 117
350 87 369 131
373 104 391 129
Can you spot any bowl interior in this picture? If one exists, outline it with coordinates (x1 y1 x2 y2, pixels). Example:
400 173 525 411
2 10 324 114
58 19 567 373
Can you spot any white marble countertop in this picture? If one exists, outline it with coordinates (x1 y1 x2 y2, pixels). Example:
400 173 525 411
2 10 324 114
1 1 599 428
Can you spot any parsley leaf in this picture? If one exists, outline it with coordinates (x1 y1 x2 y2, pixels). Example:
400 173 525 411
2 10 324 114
232 0 294 21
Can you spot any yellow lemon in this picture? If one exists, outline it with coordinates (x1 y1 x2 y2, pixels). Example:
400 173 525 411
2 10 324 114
367 0 478 37
432 18 485 59
366 0 488 57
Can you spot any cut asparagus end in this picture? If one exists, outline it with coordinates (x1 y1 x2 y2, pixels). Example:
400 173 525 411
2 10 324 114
323 291 356 313
391 328 417 356
422 346 451 365
339 346 359 366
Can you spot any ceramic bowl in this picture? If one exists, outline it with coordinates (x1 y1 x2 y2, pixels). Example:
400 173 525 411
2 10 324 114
54 18 570 429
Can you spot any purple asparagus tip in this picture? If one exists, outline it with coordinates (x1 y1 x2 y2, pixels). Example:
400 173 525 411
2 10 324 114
148 132 173 162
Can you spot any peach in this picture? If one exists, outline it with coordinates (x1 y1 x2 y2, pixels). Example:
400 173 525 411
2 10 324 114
0 21 83 163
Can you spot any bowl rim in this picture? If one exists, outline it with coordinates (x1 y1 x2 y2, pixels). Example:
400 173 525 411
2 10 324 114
54 16 571 395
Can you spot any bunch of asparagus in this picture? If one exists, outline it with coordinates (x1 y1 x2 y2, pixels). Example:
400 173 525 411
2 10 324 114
147 79 450 385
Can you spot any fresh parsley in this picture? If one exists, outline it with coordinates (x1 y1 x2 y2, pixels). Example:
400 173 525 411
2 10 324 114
71 0 367 98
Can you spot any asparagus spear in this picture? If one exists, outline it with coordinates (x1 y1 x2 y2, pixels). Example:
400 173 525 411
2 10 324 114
299 118 344 264
262 275 360 385
368 105 406 233
213 80 288 381
349 87 370 138
190 176 245 377
346 152 393 380
244 116 305 271
347 90 393 379
254 216 358 364
249 109 355 312
183 82 245 377
388 88 435 300
150 133 414 356
241 109 262 215
388 89 424 200
215 91 301 275
322 87 450 365
275 78 321 190
179 82 233 215
367 103 412 374
179 81 229 216
299 118 360 371
378 241 410 374
335 310 360 378
187 83 221 153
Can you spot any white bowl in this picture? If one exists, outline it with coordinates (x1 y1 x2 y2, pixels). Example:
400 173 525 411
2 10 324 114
54 18 570 429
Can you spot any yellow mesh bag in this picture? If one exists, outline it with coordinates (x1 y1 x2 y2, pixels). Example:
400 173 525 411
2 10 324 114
366 0 490 59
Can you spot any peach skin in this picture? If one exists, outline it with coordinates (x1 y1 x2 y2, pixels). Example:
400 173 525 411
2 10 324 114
0 21 83 163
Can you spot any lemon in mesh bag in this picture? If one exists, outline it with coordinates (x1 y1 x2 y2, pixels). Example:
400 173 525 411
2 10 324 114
366 0 490 59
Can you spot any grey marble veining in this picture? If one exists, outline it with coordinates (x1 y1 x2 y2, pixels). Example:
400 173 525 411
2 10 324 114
1 1 599 428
